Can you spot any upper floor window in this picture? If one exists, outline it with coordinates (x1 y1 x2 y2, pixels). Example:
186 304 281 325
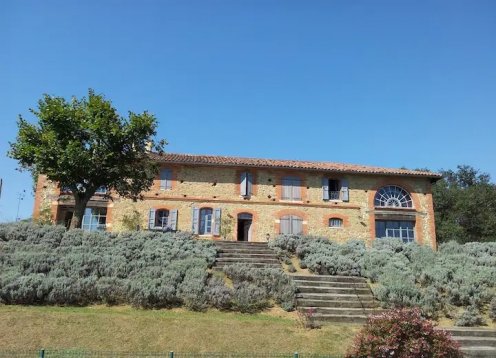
81 207 107 231
322 178 349 202
281 176 301 201
280 215 303 235
160 168 172 190
374 185 413 208
240 172 253 197
329 218 343 228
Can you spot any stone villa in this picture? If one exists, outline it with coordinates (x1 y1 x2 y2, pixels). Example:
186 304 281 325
33 153 442 248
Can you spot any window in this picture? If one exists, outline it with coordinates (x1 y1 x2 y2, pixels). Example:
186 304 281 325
280 215 303 235
240 172 253 197
81 207 107 231
155 209 169 228
374 185 413 208
375 220 415 243
95 186 107 194
281 177 301 201
329 218 343 228
160 168 172 190
322 178 349 201
199 208 213 235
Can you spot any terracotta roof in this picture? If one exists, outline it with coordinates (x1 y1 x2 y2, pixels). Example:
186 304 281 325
150 152 442 179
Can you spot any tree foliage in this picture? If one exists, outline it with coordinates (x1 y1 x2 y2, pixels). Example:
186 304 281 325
433 165 496 243
8 89 165 228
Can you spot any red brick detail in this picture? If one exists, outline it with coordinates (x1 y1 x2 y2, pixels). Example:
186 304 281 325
273 209 308 235
323 213 350 228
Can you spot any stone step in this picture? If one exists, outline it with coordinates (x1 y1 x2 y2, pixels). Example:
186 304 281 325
296 298 379 308
218 252 278 258
452 337 496 348
311 313 367 324
293 280 369 288
299 306 383 316
215 257 280 264
441 328 496 338
461 346 496 358
213 263 282 270
291 275 366 283
297 286 372 295
296 292 375 300
217 249 275 254
214 242 268 246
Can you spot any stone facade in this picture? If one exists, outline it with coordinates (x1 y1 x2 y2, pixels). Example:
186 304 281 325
33 154 440 248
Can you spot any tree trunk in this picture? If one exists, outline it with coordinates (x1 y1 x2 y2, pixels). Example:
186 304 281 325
70 195 91 229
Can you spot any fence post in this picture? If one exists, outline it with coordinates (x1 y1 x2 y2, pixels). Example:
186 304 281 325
293 352 298 358
169 351 174 358
39 349 45 358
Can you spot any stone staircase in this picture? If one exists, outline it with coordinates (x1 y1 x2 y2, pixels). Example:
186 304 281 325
213 241 281 270
293 274 382 324
440 327 496 357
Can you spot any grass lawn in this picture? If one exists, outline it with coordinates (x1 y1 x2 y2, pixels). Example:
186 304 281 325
0 305 360 355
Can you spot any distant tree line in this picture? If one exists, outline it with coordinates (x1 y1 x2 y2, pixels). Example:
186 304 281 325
433 165 496 243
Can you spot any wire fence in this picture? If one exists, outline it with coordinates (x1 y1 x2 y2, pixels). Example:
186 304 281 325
0 351 343 358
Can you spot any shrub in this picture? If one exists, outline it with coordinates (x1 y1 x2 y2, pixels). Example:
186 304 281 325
490 296 496 321
287 264 296 273
231 282 269 313
345 308 463 358
456 306 485 327
206 276 233 310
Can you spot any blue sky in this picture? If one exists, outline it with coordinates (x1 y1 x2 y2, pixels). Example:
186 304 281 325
1 0 495 222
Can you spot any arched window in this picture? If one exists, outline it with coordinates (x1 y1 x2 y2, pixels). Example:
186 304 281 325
199 208 213 235
280 215 303 235
329 218 343 228
155 209 170 228
374 185 413 208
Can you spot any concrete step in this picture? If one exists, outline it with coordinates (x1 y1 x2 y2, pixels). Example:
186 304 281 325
215 257 280 264
291 275 366 283
452 337 496 348
441 328 496 338
293 280 369 288
296 292 375 300
311 313 367 324
296 298 379 308
218 252 278 258
299 306 383 316
461 346 496 358
297 285 372 295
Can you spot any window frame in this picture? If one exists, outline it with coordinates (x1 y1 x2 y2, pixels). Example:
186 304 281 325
279 215 303 235
81 207 107 231
374 185 413 209
154 209 170 228
329 218 343 228
199 207 214 235
375 220 415 243
281 176 302 201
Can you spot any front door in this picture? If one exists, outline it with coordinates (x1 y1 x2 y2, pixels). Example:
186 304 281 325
237 213 253 241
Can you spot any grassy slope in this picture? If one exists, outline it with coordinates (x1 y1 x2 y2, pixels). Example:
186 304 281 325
0 305 360 354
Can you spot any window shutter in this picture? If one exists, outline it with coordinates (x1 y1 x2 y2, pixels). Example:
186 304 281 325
282 179 291 200
148 208 156 229
240 172 248 196
191 207 200 234
213 208 222 236
247 173 253 196
291 216 303 235
322 178 329 200
169 209 178 231
160 169 172 190
292 179 301 200
340 179 349 202
280 216 290 234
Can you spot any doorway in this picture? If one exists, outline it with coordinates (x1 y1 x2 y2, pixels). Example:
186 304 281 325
237 213 253 241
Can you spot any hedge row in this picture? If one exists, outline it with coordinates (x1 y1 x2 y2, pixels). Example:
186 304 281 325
0 223 294 312
269 235 496 325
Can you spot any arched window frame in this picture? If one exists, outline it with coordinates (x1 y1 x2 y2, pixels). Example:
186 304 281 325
374 185 413 208
329 218 343 228
155 209 170 228
279 215 303 235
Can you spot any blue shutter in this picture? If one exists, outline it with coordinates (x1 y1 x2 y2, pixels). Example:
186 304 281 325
282 178 291 200
148 208 156 229
191 207 200 234
341 179 349 202
247 173 253 196
322 178 329 200
160 169 172 190
213 208 222 236
240 172 248 196
169 209 178 231
291 216 303 235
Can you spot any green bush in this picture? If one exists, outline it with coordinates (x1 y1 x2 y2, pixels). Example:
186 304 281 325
456 305 485 326
489 297 496 321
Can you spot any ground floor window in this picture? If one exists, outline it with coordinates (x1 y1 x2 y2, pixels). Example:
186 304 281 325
375 220 415 243
199 208 213 235
81 207 107 231
155 209 169 228
280 215 303 235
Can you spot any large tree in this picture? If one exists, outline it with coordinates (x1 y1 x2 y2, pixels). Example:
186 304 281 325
8 89 165 228
433 165 496 243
